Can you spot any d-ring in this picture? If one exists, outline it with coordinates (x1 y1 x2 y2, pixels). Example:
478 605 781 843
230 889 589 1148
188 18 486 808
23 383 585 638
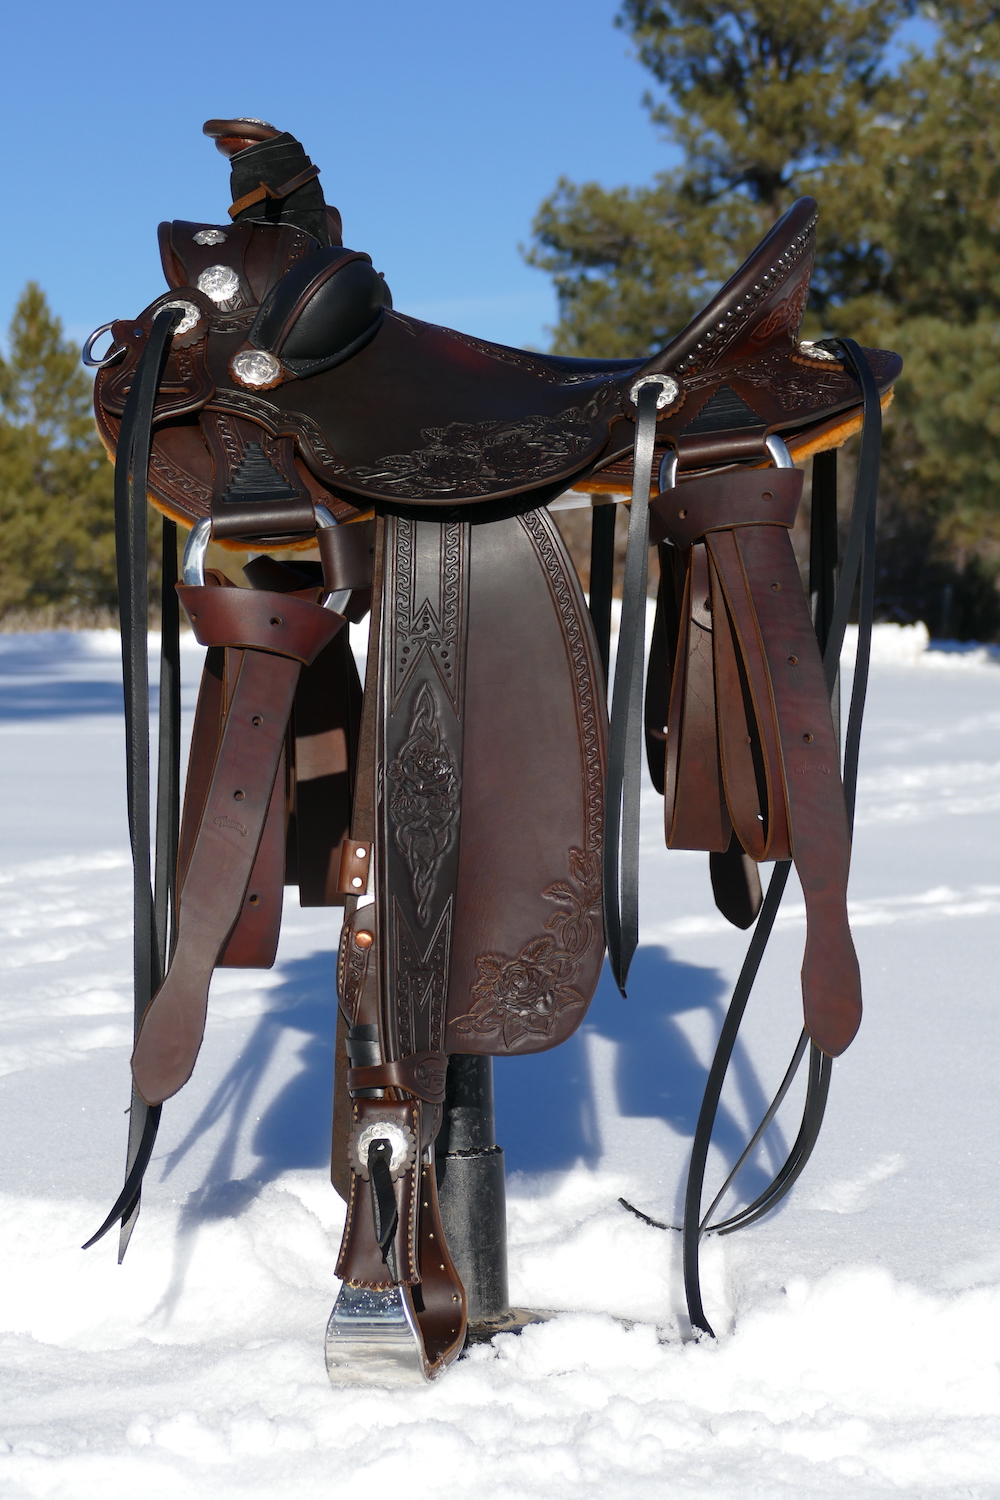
82 322 126 369
181 505 350 615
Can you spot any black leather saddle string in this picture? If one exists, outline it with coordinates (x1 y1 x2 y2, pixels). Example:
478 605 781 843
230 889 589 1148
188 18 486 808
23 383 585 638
84 307 181 1254
589 502 616 683
679 346 882 1337
603 382 661 994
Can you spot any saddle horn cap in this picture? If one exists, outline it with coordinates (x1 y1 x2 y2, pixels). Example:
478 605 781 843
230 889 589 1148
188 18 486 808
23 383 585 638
203 117 280 158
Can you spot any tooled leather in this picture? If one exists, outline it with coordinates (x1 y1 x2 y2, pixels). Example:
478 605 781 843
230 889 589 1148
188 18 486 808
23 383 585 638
377 514 469 1065
444 508 607 1055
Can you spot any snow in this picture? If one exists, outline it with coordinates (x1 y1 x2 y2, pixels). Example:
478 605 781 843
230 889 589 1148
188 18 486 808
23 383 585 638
0 621 999 1498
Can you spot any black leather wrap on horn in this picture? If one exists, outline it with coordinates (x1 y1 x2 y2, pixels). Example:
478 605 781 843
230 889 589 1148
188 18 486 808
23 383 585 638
229 131 330 246
248 247 387 376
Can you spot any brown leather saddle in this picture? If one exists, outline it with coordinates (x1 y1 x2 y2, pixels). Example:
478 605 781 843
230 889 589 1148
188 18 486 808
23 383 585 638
84 117 899 1379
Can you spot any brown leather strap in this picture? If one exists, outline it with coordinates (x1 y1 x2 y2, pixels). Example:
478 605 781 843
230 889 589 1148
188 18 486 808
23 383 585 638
708 529 792 862
131 647 301 1103
131 586 344 1104
663 543 730 851
725 523 860 1055
178 583 344 660
651 468 861 1057
228 164 321 219
347 1051 448 1103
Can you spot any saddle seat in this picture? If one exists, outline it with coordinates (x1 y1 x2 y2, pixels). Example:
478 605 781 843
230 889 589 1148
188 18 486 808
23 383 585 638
94 197 900 537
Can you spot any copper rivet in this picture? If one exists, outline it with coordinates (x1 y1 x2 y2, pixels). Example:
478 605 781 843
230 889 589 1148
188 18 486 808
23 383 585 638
270 616 282 626
355 931 373 949
771 582 781 591
249 893 259 906
762 490 774 500
190 612 197 621
788 655 798 665
803 732 813 743
252 715 262 726
234 789 245 800
679 508 688 518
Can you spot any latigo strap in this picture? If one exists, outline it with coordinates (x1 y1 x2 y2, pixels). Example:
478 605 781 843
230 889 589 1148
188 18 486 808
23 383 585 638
130 583 344 1105
650 467 861 1057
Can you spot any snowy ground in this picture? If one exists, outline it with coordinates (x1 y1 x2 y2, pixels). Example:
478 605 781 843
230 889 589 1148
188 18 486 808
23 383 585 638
0 619 998 1498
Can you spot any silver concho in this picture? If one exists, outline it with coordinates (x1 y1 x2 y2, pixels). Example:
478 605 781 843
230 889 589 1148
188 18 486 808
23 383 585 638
197 265 242 305
230 350 284 390
798 340 839 362
162 300 202 338
193 229 227 247
629 372 681 409
349 1120 417 1181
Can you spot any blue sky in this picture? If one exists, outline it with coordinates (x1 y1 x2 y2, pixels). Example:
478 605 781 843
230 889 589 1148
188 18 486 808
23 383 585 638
2 2 936 356
2 0 675 352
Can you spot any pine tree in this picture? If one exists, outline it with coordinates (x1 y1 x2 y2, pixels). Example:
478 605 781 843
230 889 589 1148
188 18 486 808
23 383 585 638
530 0 1000 634
529 0 908 356
0 285 116 621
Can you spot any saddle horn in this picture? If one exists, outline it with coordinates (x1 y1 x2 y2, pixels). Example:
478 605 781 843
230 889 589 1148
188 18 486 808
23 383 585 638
203 116 334 247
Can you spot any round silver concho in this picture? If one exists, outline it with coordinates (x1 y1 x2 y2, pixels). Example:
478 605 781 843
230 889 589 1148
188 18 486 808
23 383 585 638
349 1120 417 1182
162 300 203 338
230 349 284 390
629 372 681 409
193 228 227 247
196 264 242 305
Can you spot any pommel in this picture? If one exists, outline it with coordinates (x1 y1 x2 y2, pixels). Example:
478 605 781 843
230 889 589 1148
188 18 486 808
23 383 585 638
203 117 280 159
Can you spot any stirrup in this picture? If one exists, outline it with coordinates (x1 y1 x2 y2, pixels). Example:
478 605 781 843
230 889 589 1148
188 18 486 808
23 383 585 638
325 1282 428 1387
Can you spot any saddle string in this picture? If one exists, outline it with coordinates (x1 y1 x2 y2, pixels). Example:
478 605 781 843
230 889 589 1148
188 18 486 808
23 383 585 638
83 308 184 1254
603 378 663 995
588 501 616 683
679 342 882 1336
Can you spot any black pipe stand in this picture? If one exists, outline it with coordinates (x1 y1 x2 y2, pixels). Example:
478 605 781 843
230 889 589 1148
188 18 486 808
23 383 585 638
436 1054 509 1323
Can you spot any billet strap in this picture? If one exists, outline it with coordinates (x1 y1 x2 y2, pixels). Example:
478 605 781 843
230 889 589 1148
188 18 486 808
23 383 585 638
130 585 344 1105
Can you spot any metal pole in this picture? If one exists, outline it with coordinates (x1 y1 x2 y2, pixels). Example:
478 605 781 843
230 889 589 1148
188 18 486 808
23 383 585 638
435 1054 509 1324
